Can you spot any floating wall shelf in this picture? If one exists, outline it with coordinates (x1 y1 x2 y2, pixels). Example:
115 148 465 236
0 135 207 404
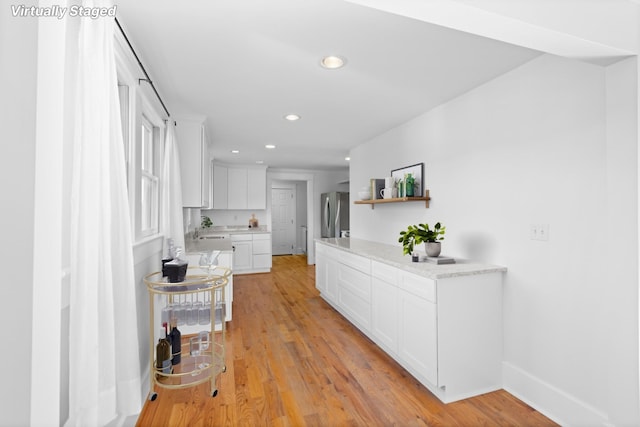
354 190 431 209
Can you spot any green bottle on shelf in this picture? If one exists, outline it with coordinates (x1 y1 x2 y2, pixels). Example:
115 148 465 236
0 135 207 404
405 173 415 197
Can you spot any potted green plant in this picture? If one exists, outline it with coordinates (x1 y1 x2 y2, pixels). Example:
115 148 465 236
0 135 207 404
398 222 445 257
201 215 213 229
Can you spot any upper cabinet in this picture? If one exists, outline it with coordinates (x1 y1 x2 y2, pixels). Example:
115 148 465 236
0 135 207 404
176 117 210 208
212 163 267 210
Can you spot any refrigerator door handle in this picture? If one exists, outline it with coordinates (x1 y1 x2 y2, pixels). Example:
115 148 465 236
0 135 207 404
324 196 330 232
335 199 341 237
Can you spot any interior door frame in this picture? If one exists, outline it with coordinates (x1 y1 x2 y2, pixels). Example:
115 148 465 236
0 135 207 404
271 184 296 255
267 172 315 265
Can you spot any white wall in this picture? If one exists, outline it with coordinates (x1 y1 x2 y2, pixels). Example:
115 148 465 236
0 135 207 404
349 54 639 425
0 8 37 427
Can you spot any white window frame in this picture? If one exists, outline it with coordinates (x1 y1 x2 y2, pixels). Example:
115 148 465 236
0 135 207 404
139 114 160 238
115 30 166 243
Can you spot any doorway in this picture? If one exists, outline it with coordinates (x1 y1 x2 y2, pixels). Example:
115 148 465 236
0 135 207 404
272 187 296 255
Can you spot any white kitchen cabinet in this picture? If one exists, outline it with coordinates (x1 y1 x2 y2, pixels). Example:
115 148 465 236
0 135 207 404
371 261 399 354
227 167 248 209
212 163 228 209
231 234 252 272
252 233 272 270
176 117 210 208
315 243 338 300
397 272 438 387
247 167 267 209
231 232 272 274
337 260 371 331
314 240 503 404
211 163 267 210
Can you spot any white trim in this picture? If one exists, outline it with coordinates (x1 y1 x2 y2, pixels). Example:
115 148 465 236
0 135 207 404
267 171 315 264
31 1 67 423
502 362 610 426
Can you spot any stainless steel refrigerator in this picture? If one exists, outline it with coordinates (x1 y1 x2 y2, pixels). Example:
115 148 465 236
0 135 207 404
321 192 350 238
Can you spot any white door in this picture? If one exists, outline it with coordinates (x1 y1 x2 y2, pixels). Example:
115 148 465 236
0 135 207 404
271 188 295 255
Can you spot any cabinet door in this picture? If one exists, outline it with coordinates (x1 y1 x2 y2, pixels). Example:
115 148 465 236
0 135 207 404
315 252 339 302
397 288 438 386
315 253 327 293
232 240 252 271
227 168 248 209
177 120 205 207
337 263 371 330
212 164 228 209
371 277 398 354
200 128 211 208
247 167 266 209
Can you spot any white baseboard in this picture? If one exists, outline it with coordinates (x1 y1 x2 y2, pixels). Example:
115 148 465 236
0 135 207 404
503 362 610 426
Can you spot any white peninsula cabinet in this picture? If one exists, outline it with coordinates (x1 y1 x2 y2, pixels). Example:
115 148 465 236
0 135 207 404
315 238 506 404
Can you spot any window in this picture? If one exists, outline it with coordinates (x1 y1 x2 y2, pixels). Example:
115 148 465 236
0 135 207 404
140 116 159 237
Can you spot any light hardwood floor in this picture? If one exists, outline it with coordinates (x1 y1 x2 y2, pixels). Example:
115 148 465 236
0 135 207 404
136 255 557 426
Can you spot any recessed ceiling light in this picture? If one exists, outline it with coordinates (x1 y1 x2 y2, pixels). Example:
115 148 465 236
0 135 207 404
256 160 264 164
345 157 351 161
321 55 345 69
265 144 276 149
231 150 240 154
284 114 300 121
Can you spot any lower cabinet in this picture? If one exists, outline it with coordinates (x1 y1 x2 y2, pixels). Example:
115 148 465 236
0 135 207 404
231 233 272 274
315 242 503 404
231 235 252 272
337 262 371 330
397 280 438 386
252 233 272 271
315 245 338 301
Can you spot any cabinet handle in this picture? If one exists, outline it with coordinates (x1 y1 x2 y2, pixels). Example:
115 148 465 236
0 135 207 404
232 246 235 252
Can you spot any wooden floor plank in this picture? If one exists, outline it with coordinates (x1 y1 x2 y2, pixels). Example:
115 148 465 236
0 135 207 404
136 255 558 427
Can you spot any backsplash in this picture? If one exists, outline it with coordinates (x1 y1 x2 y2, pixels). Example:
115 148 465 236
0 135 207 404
183 207 267 232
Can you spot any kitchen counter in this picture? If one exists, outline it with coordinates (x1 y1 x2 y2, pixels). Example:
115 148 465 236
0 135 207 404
185 237 232 254
315 237 506 280
202 225 270 235
185 226 271 254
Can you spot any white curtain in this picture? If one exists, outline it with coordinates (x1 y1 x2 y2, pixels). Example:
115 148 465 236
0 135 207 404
161 121 185 253
67 0 141 425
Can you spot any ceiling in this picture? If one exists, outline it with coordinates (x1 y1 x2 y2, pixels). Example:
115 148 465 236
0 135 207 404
116 0 541 171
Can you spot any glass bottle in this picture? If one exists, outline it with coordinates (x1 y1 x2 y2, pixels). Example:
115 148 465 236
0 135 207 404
156 327 171 375
169 320 181 365
405 173 415 197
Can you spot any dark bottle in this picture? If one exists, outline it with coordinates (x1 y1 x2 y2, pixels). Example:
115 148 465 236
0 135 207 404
156 327 171 375
169 321 181 364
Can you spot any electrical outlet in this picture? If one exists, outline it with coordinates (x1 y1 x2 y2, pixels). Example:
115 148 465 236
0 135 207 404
539 224 549 241
530 223 549 241
530 224 539 240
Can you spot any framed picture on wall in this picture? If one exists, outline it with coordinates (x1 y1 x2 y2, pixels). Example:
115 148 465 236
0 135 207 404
391 162 424 197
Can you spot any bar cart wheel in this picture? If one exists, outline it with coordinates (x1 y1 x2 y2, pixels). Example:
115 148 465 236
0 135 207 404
212 389 218 397
149 392 158 402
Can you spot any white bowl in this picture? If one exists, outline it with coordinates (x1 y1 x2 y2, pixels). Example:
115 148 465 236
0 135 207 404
358 191 371 200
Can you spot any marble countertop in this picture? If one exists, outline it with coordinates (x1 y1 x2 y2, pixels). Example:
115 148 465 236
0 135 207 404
185 237 233 254
200 225 270 235
315 237 506 280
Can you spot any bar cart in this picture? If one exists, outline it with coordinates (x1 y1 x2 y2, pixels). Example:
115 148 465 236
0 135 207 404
144 266 231 400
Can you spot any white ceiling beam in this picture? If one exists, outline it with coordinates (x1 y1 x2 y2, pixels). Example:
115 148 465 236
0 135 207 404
344 0 639 65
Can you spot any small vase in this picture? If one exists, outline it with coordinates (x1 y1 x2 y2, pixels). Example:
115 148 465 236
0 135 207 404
425 242 441 257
